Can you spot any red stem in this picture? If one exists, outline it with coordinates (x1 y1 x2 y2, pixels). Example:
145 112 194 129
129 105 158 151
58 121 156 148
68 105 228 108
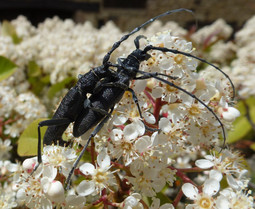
169 166 198 185
169 166 203 206
154 98 162 122
144 88 155 108
172 189 183 208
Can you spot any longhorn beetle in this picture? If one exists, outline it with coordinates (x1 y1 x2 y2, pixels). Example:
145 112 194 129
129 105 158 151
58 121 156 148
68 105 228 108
35 8 235 189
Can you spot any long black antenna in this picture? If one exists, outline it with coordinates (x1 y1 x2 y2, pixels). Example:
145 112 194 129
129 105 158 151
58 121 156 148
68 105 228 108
103 8 195 65
144 45 235 99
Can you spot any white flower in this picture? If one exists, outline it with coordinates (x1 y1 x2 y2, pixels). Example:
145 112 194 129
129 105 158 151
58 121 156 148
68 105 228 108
216 188 254 209
77 149 116 196
191 19 233 45
174 156 192 169
15 164 57 208
0 183 17 209
42 145 77 177
182 179 220 209
108 127 139 165
195 149 248 190
0 160 18 177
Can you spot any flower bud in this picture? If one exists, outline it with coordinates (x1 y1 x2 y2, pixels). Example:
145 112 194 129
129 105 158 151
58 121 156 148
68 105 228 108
47 180 65 203
22 157 37 173
220 107 240 122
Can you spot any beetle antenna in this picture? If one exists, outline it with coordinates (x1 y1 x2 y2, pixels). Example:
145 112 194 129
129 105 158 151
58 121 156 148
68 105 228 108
144 45 235 99
137 70 226 145
103 8 195 65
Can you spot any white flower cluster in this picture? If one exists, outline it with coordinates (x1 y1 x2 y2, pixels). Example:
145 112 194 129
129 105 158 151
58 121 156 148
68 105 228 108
192 16 255 99
191 19 233 47
0 85 47 138
0 14 254 209
230 16 255 99
0 138 20 208
182 149 253 209
0 16 186 86
14 147 85 209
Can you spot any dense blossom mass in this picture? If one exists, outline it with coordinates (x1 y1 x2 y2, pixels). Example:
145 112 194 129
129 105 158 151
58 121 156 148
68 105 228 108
0 14 254 208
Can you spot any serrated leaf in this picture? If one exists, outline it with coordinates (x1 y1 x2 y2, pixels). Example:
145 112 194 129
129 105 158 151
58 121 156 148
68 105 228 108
47 77 76 99
2 20 22 44
0 56 17 82
18 118 48 156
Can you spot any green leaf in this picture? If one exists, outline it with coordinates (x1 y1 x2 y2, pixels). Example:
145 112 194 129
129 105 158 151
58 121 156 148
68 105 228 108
227 97 255 143
246 96 255 107
28 61 41 77
41 75 50 84
0 56 17 82
250 143 255 151
47 77 76 99
1 20 22 44
18 118 48 157
155 191 172 205
28 76 46 96
227 115 251 143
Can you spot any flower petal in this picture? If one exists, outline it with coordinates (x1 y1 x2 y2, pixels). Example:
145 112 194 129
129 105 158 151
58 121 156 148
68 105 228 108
182 183 199 200
76 180 95 196
226 174 240 190
135 136 151 153
79 163 95 175
97 149 110 169
66 194 86 207
209 169 223 182
43 165 57 180
152 87 163 98
216 195 230 209
143 112 156 124
195 159 214 169
110 129 123 142
203 178 220 196
124 124 139 141
46 180 65 203
158 118 171 133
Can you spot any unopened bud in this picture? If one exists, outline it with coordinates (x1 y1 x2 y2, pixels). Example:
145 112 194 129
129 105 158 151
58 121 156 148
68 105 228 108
219 107 240 122
47 180 65 203
22 157 37 173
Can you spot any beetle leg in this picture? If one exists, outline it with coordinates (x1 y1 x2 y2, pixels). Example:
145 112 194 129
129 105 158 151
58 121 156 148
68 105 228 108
65 107 114 190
